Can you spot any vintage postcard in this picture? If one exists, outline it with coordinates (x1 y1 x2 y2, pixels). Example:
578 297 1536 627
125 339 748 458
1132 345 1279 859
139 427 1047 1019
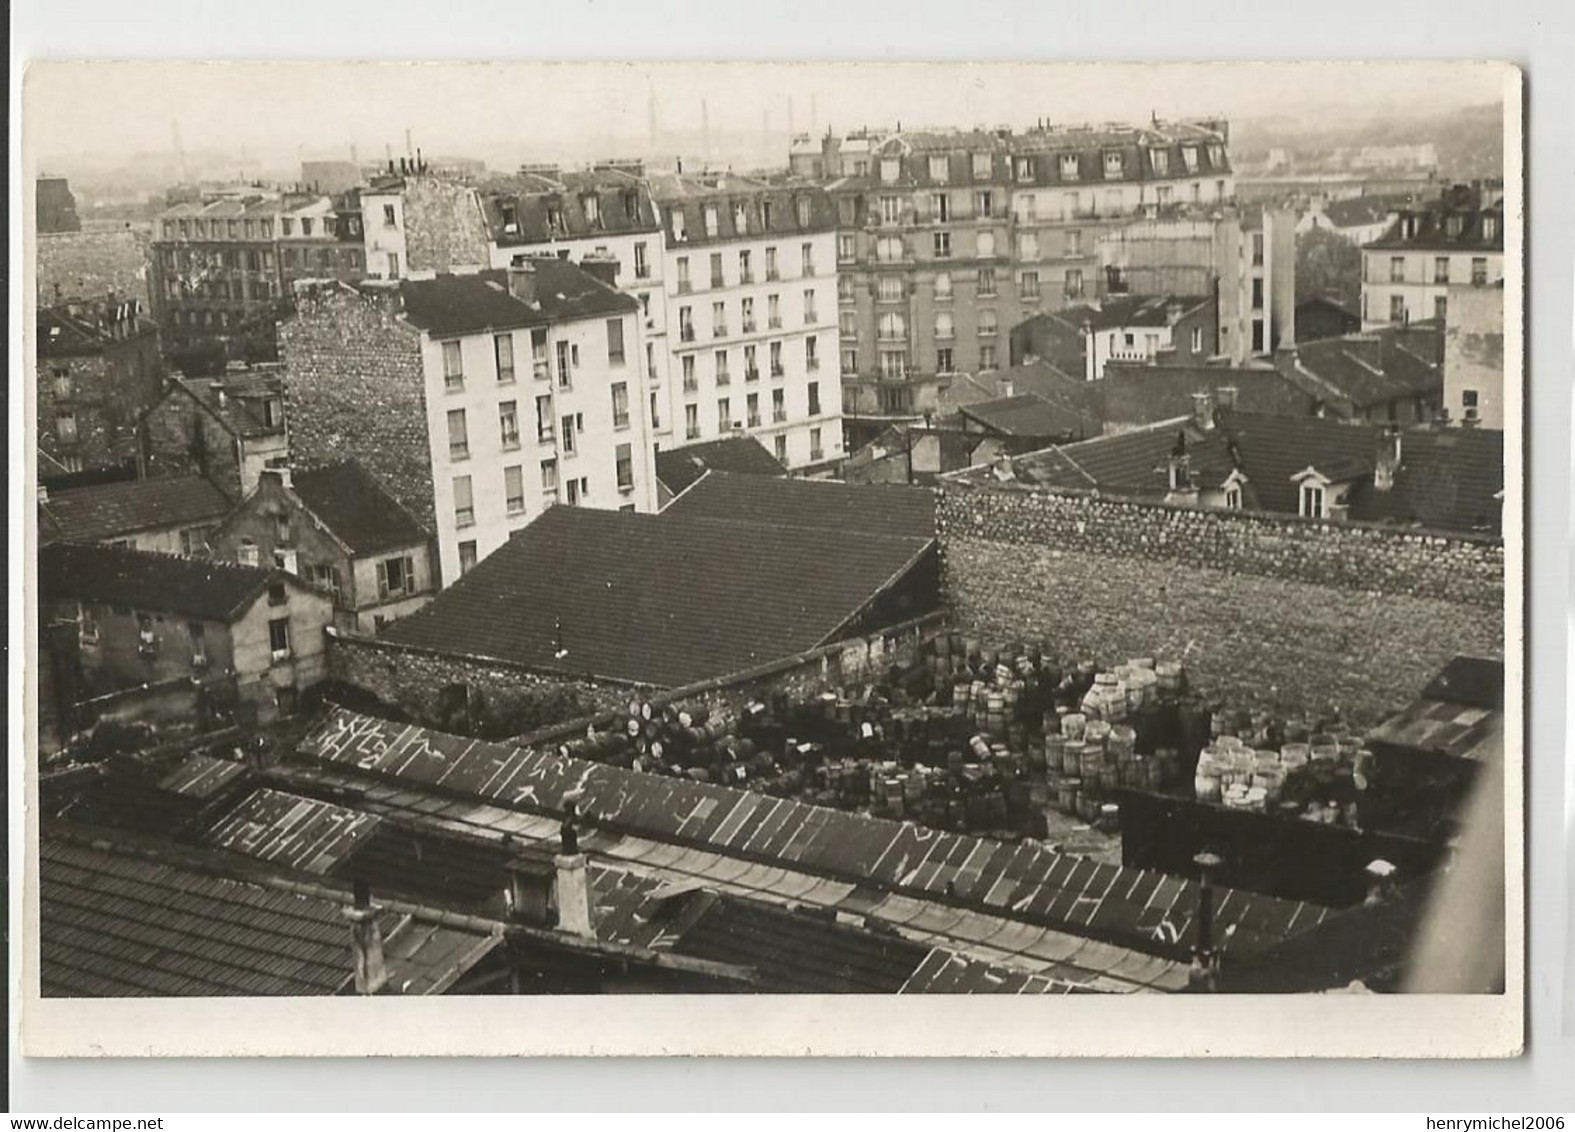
17 59 1523 1057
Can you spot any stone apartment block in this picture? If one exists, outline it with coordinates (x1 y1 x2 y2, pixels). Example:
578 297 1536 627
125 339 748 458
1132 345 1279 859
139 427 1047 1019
37 295 164 476
809 120 1235 446
1359 183 1505 331
139 370 290 500
282 258 657 586
651 176 843 471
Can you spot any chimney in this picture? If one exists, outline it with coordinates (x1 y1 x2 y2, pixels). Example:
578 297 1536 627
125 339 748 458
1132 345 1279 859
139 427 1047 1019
343 879 389 994
998 374 1015 399
579 251 620 288
1188 851 1223 991
1166 300 1185 326
555 789 594 938
506 261 539 306
210 381 228 408
1191 390 1214 431
1215 385 1239 411
505 854 557 927
264 466 293 491
1374 424 1402 492
1364 858 1397 906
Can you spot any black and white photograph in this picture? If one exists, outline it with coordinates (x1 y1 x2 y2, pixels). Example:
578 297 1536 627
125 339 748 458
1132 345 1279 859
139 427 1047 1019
18 58 1523 1058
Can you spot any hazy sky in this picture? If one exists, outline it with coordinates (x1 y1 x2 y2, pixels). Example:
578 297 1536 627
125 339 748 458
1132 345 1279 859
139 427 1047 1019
25 60 1510 169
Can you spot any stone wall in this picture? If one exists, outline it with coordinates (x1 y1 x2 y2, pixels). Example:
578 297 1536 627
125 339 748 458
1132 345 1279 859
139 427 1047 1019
936 481 1504 726
36 229 151 307
403 177 491 273
280 288 436 531
141 388 244 500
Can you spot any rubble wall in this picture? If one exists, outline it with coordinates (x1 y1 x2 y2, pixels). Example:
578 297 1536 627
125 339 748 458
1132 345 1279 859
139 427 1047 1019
936 482 1505 726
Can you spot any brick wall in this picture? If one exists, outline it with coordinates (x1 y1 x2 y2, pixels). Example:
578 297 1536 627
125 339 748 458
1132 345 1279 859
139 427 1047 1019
936 481 1504 726
280 288 436 531
403 178 491 273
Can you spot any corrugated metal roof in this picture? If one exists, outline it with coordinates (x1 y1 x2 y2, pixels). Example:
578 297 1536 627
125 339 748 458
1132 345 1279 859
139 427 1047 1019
204 788 383 875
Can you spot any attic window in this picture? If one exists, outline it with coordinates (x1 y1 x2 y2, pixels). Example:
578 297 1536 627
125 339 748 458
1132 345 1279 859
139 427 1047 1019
1150 149 1170 175
1182 147 1199 173
1446 214 1464 237
1103 151 1123 178
268 582 288 606
624 191 639 222
1208 144 1225 167
1224 485 1242 510
583 195 601 227
547 206 565 233
1057 154 1077 181
1299 483 1326 519
1482 215 1498 241
733 202 748 234
501 203 519 233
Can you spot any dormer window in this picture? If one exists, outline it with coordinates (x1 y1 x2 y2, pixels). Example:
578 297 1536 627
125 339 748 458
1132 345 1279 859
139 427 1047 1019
880 158 901 184
500 203 519 233
670 208 687 242
1208 144 1225 167
1221 469 1249 511
1482 215 1498 241
1150 148 1170 176
929 155 949 183
1016 156 1036 183
1058 154 1078 181
1446 214 1464 237
971 152 992 180
703 205 719 237
1103 151 1124 179
1300 483 1326 518
1182 147 1199 173
583 195 601 226
733 202 748 234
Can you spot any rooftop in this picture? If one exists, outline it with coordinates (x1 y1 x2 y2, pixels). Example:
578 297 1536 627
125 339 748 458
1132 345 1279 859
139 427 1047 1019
40 542 300 622
478 172 661 246
654 435 785 499
399 262 637 339
291 461 431 555
378 499 935 687
1087 294 1214 331
663 470 936 541
39 474 233 545
650 181 838 246
164 374 285 439
1286 326 1443 413
959 393 1097 439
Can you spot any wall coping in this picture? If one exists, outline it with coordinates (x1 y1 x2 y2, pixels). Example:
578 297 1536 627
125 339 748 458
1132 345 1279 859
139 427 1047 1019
324 626 654 692
935 475 1504 549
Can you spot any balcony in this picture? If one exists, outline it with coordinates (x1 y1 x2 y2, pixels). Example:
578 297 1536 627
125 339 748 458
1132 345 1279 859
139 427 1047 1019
744 367 760 382
765 268 781 282
716 372 731 387
810 447 825 462
713 325 729 339
742 319 757 333
710 275 725 290
747 414 762 429
683 378 699 394
634 265 651 280
1108 348 1147 363
740 271 755 285
768 317 782 330
769 365 785 379
537 427 556 443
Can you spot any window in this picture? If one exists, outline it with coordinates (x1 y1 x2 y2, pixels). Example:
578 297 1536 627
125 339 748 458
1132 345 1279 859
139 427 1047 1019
1471 257 1489 285
1224 485 1242 510
1015 156 1036 183
770 340 785 377
935 312 955 340
1251 320 1265 352
934 272 953 300
1190 326 1204 353
972 152 992 180
977 230 996 258
1103 151 1123 178
709 253 724 290
712 301 727 338
180 526 209 556
805 336 819 371
598 319 624 367
1435 295 1448 323
740 296 756 333
453 476 474 527
838 234 856 262
268 617 292 659
1434 256 1451 284
1462 389 1480 421
239 539 260 566
1389 256 1405 283
1151 148 1170 175
504 465 526 514
682 355 698 392
610 381 630 429
932 192 952 222
878 311 907 341
880 158 901 184
879 195 903 225
1058 154 1078 181
679 305 695 342
979 344 997 370
634 241 650 279
649 391 661 430
768 294 782 329
1020 272 1040 300
275 512 293 545
55 411 77 443
1482 215 1498 241
803 288 818 324
878 381 910 412
499 401 520 449
874 276 902 303
377 555 416 598
310 563 343 603
717 396 732 431
685 403 700 440
536 395 555 441
541 458 559 494
876 236 904 263
801 243 816 277
458 541 478 574
809 427 824 461
978 309 998 336
1182 147 1199 174
714 349 733 385
583 194 601 226
677 257 692 292
1251 233 1265 267
387 253 400 279
937 347 954 373
747 392 761 428
383 203 397 227
1299 483 1326 519
263 398 284 429
842 348 858 373
556 340 573 385
670 208 686 242
806 381 822 417
1017 232 1039 261
447 409 469 460
774 435 789 464
744 343 759 379
442 341 464 390
646 341 657 381
879 351 908 380
766 247 780 280
979 268 997 297
561 414 578 455
933 232 951 258
1251 278 1264 310
731 201 749 235
704 205 719 238
1389 295 1407 324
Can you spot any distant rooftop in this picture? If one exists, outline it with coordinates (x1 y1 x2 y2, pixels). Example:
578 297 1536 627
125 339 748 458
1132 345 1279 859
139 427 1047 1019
399 262 636 338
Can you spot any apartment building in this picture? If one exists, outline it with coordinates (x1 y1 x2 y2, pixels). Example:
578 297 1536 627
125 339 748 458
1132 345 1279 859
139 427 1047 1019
37 294 163 475
1359 183 1505 331
652 175 843 471
282 258 657 586
139 369 290 501
815 120 1235 447
1442 282 1506 429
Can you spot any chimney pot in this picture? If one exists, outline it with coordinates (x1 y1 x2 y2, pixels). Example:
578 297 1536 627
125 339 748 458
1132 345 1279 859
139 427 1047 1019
344 880 389 994
1191 390 1214 431
506 261 539 306
505 856 557 927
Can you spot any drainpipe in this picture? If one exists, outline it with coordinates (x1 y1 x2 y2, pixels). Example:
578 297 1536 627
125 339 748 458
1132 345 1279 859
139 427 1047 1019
1189 851 1223 991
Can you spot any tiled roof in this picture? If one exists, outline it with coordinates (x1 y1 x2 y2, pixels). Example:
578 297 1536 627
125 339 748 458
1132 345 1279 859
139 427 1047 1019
1290 327 1442 412
157 753 248 800
479 173 662 246
1364 207 1504 253
944 360 1101 434
1101 365 1316 428
399 263 636 338
39 832 498 997
169 375 284 439
39 474 233 544
301 710 1332 966
39 542 291 621
654 436 785 497
292 461 431 555
1089 293 1212 330
959 393 1093 438
378 503 934 687
1321 195 1409 229
663 470 937 541
1012 418 1228 498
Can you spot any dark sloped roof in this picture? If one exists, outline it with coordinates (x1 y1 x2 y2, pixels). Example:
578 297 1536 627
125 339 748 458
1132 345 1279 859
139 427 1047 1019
1321 195 1408 229
169 375 284 439
655 436 786 497
959 393 1091 438
1291 327 1442 412
400 262 637 338
39 475 233 544
1102 365 1315 428
1365 206 1504 253
292 461 431 555
40 542 285 621
379 504 933 687
479 173 661 246
1089 294 1212 330
663 471 936 541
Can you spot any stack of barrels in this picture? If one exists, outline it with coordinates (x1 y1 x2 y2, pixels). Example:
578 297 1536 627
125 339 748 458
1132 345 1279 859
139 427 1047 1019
1192 715 1372 827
